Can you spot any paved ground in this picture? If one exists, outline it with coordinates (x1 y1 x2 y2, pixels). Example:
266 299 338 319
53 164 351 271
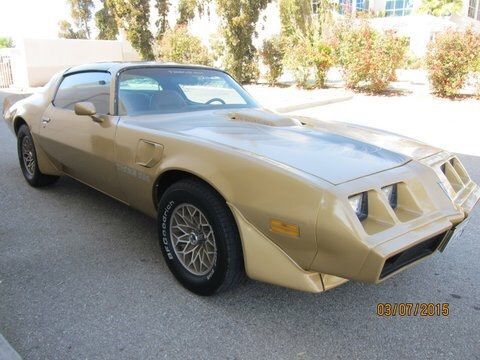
292 91 480 157
0 90 479 359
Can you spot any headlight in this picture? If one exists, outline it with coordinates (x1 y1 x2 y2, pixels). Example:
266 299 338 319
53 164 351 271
381 184 397 209
348 192 368 221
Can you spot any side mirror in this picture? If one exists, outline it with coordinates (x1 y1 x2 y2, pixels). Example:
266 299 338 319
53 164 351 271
74 102 103 123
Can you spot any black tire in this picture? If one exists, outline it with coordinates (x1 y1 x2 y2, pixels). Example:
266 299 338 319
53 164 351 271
17 124 59 187
157 178 245 296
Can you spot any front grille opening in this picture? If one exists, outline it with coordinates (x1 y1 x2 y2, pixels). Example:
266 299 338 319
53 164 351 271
380 232 447 279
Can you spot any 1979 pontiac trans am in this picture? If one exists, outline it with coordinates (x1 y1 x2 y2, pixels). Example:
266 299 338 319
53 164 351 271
3 62 479 295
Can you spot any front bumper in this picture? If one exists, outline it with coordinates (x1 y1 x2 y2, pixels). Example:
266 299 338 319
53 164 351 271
311 152 479 286
358 217 453 282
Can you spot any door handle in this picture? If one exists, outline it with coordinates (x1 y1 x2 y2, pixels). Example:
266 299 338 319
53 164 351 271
42 117 51 123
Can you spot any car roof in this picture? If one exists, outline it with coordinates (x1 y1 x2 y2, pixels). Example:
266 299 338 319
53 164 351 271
63 61 220 76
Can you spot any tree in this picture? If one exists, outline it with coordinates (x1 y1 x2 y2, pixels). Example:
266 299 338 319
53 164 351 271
279 0 312 38
70 0 95 38
216 0 271 83
177 0 196 25
279 0 334 87
58 0 94 39
155 0 170 39
155 25 212 65
0 37 13 48
95 0 119 40
176 0 209 25
58 20 87 39
418 0 462 16
107 0 155 60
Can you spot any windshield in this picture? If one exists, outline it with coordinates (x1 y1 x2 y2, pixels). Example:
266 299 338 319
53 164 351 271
117 67 258 115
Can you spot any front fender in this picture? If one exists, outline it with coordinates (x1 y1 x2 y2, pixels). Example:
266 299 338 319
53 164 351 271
115 122 329 270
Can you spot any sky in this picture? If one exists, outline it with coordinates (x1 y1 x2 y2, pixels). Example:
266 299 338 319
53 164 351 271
1 0 71 39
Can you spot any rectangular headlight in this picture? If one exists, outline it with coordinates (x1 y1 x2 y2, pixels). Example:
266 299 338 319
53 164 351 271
381 184 397 209
348 192 368 221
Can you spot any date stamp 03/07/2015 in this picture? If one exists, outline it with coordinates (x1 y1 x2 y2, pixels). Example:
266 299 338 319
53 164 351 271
376 303 450 317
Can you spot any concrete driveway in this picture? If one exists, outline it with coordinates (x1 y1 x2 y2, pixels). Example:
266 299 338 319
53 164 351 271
0 90 479 359
291 92 480 157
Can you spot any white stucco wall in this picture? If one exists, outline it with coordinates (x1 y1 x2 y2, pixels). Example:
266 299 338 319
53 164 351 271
10 38 140 88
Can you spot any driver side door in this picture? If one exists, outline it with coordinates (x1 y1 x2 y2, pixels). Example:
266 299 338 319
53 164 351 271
38 71 125 201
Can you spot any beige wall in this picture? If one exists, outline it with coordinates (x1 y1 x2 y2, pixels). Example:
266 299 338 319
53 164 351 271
11 38 140 88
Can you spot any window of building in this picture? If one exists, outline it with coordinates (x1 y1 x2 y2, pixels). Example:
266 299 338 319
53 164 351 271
385 0 413 16
54 72 111 115
356 0 369 11
338 0 353 14
468 0 480 20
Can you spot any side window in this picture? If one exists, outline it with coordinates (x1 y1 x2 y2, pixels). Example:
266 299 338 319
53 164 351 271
54 72 111 115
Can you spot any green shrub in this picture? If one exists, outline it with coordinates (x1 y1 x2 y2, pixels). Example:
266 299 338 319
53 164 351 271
310 40 334 88
154 25 212 66
405 54 424 69
0 37 13 48
425 30 473 97
464 30 480 98
283 40 312 88
283 36 334 88
336 23 407 92
260 35 284 85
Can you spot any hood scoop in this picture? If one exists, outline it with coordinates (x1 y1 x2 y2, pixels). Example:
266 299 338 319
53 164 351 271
228 109 302 127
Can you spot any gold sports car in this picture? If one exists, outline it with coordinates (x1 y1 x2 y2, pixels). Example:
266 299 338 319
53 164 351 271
3 62 479 295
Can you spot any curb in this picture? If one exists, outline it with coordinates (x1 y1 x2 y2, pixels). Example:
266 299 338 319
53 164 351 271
0 333 21 360
275 94 353 113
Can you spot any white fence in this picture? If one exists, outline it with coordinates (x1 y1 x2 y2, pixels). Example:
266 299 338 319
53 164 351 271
0 55 13 88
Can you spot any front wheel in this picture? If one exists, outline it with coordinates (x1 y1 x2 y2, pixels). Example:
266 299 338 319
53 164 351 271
17 124 59 187
157 178 245 296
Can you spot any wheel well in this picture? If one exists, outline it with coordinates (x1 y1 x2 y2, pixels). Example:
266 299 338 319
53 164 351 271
153 170 222 208
13 117 27 135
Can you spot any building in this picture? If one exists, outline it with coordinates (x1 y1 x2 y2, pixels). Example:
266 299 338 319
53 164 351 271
325 0 480 56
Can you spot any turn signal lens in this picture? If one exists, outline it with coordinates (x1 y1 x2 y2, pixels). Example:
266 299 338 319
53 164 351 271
270 219 300 237
348 192 368 221
381 184 398 209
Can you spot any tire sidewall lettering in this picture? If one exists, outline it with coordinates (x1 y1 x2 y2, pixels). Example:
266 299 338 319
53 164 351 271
161 200 175 260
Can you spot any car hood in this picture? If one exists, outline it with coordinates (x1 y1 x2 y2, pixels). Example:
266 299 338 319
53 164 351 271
128 108 441 185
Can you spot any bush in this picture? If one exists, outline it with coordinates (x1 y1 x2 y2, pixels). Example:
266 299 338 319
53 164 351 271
405 54 424 69
283 37 334 88
154 25 212 66
0 37 13 49
424 29 480 98
310 40 334 88
283 40 312 88
260 35 284 85
469 35 480 98
425 30 477 97
336 23 407 92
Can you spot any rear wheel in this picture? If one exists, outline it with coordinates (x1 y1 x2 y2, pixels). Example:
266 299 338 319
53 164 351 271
157 178 244 296
17 124 59 187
